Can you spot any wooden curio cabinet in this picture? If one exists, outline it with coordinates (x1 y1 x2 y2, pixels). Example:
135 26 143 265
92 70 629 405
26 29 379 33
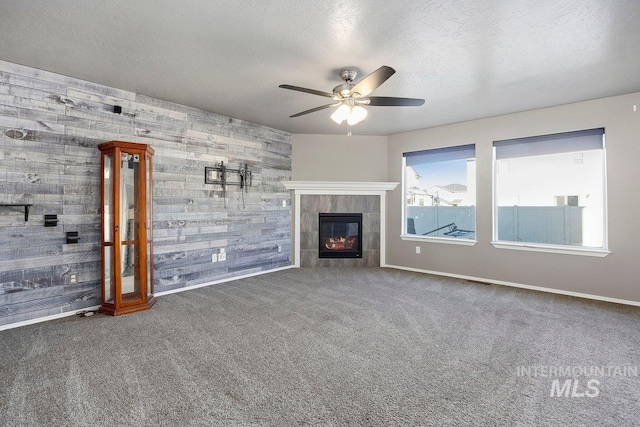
98 141 156 315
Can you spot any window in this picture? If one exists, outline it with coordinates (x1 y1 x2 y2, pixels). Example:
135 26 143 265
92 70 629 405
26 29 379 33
493 128 607 254
402 144 476 242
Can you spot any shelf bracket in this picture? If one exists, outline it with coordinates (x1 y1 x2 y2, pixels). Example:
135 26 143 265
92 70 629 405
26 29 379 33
0 203 33 221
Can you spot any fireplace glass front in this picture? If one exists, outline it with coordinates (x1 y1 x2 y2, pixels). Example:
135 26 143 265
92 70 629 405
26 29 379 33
318 213 363 258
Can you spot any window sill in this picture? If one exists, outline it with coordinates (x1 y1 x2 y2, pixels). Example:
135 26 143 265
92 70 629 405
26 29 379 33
491 241 610 257
400 235 477 246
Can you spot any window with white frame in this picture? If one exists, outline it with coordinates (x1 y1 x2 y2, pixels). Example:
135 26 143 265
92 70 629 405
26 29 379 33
403 144 476 240
493 128 607 251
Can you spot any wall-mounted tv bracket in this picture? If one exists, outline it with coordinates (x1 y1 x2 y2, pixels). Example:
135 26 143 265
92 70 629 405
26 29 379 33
205 162 253 208
238 163 252 208
238 164 252 189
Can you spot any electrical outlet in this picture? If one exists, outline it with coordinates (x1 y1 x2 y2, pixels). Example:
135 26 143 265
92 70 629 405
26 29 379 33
211 254 217 263
277 245 282 253
69 273 78 284
218 252 226 262
282 200 286 207
415 246 421 254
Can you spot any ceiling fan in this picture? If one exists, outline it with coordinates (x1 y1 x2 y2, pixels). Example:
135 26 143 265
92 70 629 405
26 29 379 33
279 66 425 134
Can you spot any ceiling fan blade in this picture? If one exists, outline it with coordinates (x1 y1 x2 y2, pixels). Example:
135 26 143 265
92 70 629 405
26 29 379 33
289 103 337 118
351 66 396 97
279 84 334 98
366 96 425 107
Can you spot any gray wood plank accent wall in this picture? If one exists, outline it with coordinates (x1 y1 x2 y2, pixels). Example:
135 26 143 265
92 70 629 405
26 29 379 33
0 60 291 327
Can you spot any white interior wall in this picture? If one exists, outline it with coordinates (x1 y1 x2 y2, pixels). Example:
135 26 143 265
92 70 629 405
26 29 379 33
291 93 640 303
292 134 388 182
386 92 640 303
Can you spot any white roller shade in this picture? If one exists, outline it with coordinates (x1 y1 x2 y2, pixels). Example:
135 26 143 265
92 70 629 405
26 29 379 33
404 144 475 166
494 128 604 160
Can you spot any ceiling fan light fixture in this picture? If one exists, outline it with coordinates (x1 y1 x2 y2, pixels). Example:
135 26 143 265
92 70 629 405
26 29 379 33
330 104 351 124
347 105 367 125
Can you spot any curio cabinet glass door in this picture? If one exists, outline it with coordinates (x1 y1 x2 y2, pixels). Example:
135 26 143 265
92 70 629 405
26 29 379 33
99 141 155 315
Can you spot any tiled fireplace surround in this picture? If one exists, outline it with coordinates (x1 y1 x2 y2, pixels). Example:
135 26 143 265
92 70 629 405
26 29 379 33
282 182 398 267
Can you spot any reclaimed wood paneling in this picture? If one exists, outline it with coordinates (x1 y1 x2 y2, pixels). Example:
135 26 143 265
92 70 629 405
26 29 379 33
0 60 291 327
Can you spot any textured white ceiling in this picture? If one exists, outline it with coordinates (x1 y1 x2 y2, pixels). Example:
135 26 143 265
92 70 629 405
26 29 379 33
1 0 639 135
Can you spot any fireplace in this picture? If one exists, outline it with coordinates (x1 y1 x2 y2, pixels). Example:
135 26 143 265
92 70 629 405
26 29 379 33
318 213 363 258
282 181 398 267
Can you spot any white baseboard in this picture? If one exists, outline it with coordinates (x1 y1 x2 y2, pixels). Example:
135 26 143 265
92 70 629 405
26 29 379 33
0 304 101 332
1 265 295 331
154 265 294 297
384 264 640 307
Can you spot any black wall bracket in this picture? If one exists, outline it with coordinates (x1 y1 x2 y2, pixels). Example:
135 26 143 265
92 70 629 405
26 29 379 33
44 214 59 227
204 162 252 191
205 162 253 208
0 203 32 221
66 231 80 244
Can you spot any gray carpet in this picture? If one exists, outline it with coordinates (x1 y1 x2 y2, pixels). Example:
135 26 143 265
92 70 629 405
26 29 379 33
1 268 639 426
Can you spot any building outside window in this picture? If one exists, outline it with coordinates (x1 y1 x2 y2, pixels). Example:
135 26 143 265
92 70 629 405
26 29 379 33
402 144 476 241
493 128 607 252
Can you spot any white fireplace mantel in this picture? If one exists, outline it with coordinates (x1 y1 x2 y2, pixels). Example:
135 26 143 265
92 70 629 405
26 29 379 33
282 181 399 268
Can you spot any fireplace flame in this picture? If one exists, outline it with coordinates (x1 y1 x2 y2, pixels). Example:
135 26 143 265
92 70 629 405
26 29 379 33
324 236 357 250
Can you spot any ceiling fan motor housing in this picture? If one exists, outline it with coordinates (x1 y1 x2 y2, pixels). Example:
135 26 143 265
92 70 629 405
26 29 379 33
333 83 356 98
340 69 357 82
334 69 358 98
